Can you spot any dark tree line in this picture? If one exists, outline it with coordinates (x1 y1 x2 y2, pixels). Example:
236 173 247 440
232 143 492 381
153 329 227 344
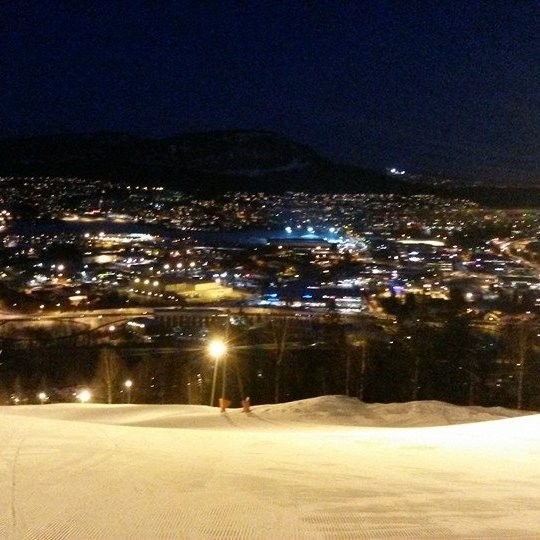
1 313 540 410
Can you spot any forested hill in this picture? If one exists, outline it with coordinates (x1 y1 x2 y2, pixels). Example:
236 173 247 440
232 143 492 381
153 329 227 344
0 131 402 195
1 130 539 206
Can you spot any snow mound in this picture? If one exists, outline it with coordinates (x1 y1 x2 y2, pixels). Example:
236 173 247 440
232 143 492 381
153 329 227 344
1 395 534 429
251 395 533 427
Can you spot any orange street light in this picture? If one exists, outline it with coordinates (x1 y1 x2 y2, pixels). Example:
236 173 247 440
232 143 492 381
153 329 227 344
208 338 228 409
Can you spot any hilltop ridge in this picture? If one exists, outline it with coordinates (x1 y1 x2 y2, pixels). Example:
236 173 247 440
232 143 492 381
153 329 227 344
0 130 402 194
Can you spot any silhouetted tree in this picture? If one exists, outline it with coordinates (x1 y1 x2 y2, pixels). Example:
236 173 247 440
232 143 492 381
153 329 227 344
432 314 476 404
269 316 290 403
94 346 123 404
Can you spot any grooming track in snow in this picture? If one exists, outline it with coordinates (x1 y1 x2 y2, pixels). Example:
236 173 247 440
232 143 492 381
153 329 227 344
0 396 538 539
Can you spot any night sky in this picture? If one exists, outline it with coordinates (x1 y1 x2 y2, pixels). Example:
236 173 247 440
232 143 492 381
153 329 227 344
1 1 539 183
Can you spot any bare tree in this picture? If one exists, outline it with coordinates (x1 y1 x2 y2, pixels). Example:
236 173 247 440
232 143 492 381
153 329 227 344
500 315 534 410
12 375 23 404
347 328 369 400
269 316 290 404
515 318 530 410
95 346 123 404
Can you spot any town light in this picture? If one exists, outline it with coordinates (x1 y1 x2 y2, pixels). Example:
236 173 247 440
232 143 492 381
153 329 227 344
38 391 48 404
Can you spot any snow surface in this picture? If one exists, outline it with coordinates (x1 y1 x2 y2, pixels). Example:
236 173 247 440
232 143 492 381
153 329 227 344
1 395 539 539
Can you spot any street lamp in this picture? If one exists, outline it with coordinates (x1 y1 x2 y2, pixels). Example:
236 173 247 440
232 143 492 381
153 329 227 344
77 389 92 403
208 338 228 410
124 379 133 404
38 391 48 405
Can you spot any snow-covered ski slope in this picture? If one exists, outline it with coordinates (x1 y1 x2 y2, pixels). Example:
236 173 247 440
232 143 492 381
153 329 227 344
1 396 539 539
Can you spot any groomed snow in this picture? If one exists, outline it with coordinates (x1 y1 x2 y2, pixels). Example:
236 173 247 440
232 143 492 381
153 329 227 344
1 396 539 539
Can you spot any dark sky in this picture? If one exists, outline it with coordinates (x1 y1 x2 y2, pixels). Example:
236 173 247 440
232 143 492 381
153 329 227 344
1 1 539 183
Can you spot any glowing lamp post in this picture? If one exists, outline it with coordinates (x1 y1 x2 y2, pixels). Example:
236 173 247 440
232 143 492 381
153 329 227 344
208 338 229 411
124 379 133 404
38 392 48 405
78 389 92 403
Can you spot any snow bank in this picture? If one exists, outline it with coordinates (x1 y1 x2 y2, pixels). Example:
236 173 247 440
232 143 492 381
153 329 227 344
252 395 533 427
2 395 533 429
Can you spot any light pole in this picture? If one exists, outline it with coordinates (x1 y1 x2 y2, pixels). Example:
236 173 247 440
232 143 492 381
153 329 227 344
208 338 228 410
38 391 48 405
124 379 133 404
78 389 92 403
